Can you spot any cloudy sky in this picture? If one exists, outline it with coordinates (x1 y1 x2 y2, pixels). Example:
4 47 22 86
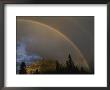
16 16 94 72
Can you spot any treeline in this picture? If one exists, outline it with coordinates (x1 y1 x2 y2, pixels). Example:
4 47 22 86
18 54 91 74
55 54 90 74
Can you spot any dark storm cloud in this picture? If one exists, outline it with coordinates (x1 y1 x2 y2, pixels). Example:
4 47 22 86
17 16 94 72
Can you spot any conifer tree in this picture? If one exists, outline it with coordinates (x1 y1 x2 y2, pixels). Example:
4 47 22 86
56 60 60 73
66 54 76 73
19 62 27 74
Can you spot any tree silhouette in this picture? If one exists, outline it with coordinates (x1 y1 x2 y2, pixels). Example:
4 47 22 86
19 62 27 74
56 60 60 73
66 54 76 73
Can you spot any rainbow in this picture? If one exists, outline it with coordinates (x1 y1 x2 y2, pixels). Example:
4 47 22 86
17 19 90 71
